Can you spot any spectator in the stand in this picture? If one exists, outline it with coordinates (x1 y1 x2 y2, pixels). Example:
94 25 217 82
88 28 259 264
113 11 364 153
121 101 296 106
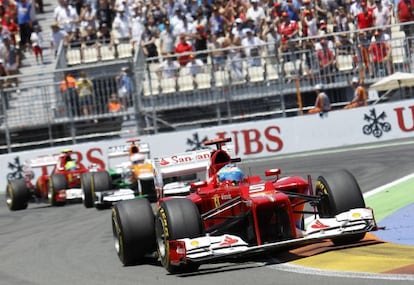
264 23 281 70
30 24 43 64
175 33 193 67
397 0 414 48
192 24 208 63
112 6 130 44
308 83 331 115
16 0 34 52
97 23 111 45
159 20 175 56
344 76 368 109
130 3 145 50
141 23 159 63
60 73 79 117
368 29 391 76
246 0 266 33
356 1 374 36
3 15 19 47
333 6 350 34
317 38 336 84
3 36 20 87
185 54 205 88
209 5 226 36
116 66 132 108
76 71 94 116
81 25 99 60
335 33 353 54
157 53 180 91
232 18 245 39
226 36 244 81
372 0 391 36
96 0 114 29
50 22 67 57
208 32 226 71
355 30 370 70
54 0 79 34
79 2 97 34
314 0 329 23
278 11 299 77
241 28 264 68
108 93 122 113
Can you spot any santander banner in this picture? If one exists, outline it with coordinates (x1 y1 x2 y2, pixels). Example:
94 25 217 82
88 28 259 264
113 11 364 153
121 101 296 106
2 98 414 192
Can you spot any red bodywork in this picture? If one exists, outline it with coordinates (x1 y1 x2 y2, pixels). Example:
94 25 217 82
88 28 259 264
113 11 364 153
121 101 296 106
27 151 98 202
158 139 310 247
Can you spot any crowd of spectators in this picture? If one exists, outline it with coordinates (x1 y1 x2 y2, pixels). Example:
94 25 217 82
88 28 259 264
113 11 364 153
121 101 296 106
48 0 408 79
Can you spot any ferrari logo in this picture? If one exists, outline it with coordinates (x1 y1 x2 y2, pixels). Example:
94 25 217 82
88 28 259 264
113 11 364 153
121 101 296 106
213 195 220 208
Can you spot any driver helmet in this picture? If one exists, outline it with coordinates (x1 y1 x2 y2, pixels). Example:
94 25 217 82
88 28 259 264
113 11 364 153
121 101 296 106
217 164 244 185
65 160 77 171
130 153 146 165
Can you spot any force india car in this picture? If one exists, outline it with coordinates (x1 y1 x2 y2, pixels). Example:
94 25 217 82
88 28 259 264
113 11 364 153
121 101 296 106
6 149 101 211
81 138 156 209
111 138 377 273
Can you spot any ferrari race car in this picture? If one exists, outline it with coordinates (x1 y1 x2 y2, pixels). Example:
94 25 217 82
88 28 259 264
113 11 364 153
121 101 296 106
81 138 156 209
6 149 101 211
111 137 377 273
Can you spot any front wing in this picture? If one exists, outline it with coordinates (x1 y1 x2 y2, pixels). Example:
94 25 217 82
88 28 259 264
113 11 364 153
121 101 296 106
168 208 377 265
95 189 136 205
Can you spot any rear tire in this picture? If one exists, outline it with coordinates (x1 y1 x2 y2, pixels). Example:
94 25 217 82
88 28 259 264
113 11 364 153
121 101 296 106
315 169 366 245
48 174 67 206
155 198 203 273
81 172 93 208
112 199 155 265
91 171 112 209
6 179 29 211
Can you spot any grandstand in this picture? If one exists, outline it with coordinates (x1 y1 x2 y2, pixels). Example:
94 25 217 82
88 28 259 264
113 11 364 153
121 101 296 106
1 0 414 153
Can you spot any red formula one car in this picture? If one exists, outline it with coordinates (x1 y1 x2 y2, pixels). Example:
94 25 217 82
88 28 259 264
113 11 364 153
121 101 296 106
6 149 102 211
111 138 377 273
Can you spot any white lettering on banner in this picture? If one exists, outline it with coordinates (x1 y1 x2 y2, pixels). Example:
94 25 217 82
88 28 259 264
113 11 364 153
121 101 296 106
3 99 414 193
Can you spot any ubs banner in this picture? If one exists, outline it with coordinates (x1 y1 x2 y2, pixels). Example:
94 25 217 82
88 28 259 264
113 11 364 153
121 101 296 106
2 98 414 192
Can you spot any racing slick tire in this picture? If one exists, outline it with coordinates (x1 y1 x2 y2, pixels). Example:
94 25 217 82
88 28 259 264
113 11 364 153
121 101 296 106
315 169 366 245
155 198 204 273
111 199 155 265
81 172 93 208
6 179 29 211
48 174 68 206
91 171 112 210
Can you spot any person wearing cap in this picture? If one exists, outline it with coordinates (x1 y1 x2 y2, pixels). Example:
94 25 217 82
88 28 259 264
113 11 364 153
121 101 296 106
241 27 264 68
368 29 391 77
308 84 331 115
111 5 130 44
116 66 132 109
245 0 266 29
159 20 175 57
50 22 67 57
192 24 208 64
344 76 367 109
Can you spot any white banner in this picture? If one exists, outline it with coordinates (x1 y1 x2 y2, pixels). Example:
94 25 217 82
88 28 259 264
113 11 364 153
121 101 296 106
2 99 414 192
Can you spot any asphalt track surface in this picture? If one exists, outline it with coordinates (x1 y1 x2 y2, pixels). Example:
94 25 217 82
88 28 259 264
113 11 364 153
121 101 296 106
1 138 414 285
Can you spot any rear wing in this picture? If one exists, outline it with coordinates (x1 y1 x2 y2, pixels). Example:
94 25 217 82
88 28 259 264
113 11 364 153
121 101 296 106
107 142 150 159
26 155 60 168
153 149 212 179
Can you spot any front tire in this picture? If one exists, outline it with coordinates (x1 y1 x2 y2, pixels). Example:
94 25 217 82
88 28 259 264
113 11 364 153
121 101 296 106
48 174 68 206
112 199 155 265
155 198 203 273
6 179 29 211
315 169 366 245
91 171 112 210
